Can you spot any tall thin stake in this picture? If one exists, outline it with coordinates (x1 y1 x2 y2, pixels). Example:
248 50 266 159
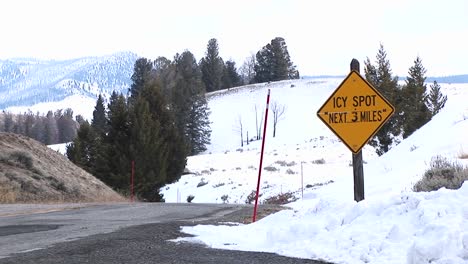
253 89 270 222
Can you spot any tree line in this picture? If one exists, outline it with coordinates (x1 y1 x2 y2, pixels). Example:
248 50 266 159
364 44 447 155
200 37 300 92
0 109 78 145
66 51 211 201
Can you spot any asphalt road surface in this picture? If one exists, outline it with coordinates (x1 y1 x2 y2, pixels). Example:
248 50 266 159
0 203 332 264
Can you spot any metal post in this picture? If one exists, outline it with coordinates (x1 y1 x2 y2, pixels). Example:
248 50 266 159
351 59 365 202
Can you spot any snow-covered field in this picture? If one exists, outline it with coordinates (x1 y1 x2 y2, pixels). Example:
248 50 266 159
163 79 468 264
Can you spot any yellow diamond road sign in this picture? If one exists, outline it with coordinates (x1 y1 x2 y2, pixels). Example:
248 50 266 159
317 71 395 153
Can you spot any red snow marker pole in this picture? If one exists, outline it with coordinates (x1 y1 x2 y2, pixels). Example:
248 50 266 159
253 89 270 223
131 160 135 203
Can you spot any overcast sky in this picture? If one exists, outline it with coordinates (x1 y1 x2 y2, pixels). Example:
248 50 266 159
1 0 466 76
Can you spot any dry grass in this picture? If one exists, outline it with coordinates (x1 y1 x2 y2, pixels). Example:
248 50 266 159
0 132 124 204
0 184 18 203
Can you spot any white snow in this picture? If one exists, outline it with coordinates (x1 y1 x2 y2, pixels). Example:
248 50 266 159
164 79 468 264
6 94 96 121
47 142 69 155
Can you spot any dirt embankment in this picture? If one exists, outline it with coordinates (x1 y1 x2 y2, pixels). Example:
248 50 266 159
0 132 124 203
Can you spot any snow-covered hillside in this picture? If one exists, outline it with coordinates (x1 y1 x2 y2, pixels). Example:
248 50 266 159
0 52 137 109
161 79 468 264
38 75 468 263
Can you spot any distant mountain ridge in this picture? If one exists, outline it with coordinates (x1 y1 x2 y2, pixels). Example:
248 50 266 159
0 52 138 109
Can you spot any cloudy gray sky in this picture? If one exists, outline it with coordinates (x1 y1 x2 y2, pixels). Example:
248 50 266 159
1 0 467 76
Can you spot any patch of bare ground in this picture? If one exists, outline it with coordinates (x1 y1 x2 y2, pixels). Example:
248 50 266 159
0 132 124 203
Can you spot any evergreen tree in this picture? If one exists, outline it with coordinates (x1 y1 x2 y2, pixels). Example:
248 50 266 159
106 92 132 190
173 51 211 155
142 76 187 187
91 94 108 136
254 37 299 83
89 94 110 183
153 56 177 101
222 60 242 89
427 81 447 116
254 44 273 83
364 44 401 155
400 56 431 138
129 93 167 201
66 121 96 172
130 58 153 99
200 38 224 92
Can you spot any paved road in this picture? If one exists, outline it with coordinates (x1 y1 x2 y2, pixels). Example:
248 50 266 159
0 203 331 264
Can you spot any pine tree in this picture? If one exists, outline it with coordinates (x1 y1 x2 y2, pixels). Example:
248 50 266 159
364 44 401 155
173 51 211 155
254 46 272 83
427 81 447 116
91 94 108 136
129 92 167 201
200 38 224 92
89 95 110 183
106 92 132 190
401 56 431 138
154 56 176 101
66 121 96 172
254 37 299 83
222 60 242 89
130 58 153 99
133 73 188 199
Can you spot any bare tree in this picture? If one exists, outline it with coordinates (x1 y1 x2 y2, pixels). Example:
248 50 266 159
233 115 244 147
271 101 286 138
240 53 256 85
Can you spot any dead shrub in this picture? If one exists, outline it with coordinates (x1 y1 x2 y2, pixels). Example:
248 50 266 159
245 190 261 204
263 192 298 205
264 166 278 172
275 160 296 167
197 179 208 188
0 151 34 170
187 195 195 203
212 182 225 188
312 158 326 164
413 155 468 192
221 194 229 203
